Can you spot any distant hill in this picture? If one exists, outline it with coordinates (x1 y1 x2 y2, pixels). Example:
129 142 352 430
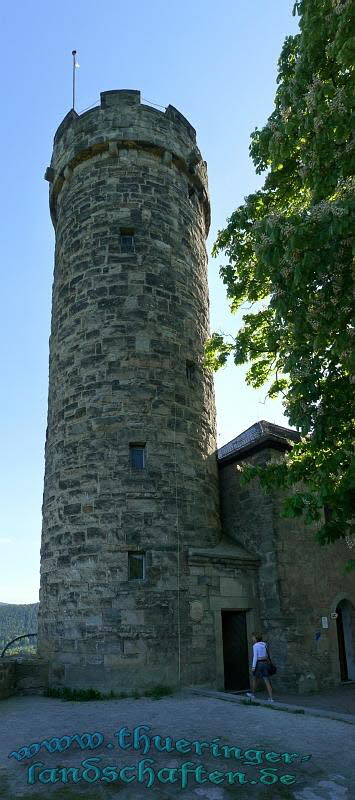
0 603 38 653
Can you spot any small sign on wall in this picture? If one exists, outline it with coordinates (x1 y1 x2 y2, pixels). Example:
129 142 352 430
330 612 338 619
321 617 329 628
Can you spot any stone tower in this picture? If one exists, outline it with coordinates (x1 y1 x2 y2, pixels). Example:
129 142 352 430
38 90 221 691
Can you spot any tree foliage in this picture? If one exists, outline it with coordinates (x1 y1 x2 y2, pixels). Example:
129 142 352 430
207 0 355 570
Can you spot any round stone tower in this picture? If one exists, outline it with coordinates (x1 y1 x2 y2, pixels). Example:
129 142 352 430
38 89 221 691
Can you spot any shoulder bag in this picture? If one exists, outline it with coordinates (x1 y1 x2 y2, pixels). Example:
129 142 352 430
266 645 277 675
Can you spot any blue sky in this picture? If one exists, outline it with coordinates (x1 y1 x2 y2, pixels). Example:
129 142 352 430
0 1 300 603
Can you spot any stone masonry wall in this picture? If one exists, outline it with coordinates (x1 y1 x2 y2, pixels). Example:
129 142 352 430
274 490 355 692
15 658 49 694
38 90 221 691
219 445 355 692
0 661 16 699
186 555 260 689
218 450 284 669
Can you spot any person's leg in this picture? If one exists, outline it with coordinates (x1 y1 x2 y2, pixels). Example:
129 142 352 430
263 677 273 700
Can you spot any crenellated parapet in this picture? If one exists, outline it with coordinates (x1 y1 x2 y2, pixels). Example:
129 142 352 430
45 90 210 232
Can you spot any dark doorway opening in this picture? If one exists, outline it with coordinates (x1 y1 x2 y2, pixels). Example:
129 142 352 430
336 605 348 681
221 610 250 691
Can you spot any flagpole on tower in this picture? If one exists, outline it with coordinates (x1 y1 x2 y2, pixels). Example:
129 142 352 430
72 50 79 110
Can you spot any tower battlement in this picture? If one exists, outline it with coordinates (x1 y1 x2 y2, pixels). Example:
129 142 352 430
45 90 209 231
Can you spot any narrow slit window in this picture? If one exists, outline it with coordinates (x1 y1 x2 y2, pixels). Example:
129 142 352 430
186 361 196 382
130 443 146 470
120 227 135 251
128 552 145 580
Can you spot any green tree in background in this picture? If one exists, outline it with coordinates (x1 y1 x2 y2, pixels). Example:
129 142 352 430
206 0 355 571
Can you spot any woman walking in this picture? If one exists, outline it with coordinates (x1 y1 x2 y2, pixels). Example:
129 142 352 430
246 632 274 703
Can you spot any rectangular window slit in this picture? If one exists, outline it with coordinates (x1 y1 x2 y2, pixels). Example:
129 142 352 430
129 443 146 470
120 227 135 250
186 361 196 382
128 552 145 580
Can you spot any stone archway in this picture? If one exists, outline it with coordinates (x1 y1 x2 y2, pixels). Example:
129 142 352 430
336 599 355 681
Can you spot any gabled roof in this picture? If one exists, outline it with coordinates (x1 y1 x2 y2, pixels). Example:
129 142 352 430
217 420 300 463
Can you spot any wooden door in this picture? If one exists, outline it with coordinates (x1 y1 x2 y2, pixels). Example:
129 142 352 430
336 606 348 681
222 610 250 691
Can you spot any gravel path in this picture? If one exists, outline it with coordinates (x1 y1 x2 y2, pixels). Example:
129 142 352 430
0 690 354 800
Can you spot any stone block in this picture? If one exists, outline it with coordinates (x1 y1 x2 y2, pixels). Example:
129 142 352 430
190 601 204 623
0 662 16 699
85 615 103 627
86 655 104 665
44 166 55 182
121 610 145 626
60 653 81 665
298 672 318 694
104 654 123 667
220 577 247 596
209 595 251 611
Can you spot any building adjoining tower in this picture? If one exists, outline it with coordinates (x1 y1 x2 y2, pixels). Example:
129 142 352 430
38 90 222 690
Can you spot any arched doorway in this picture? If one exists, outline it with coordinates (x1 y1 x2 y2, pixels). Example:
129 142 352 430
336 600 355 681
